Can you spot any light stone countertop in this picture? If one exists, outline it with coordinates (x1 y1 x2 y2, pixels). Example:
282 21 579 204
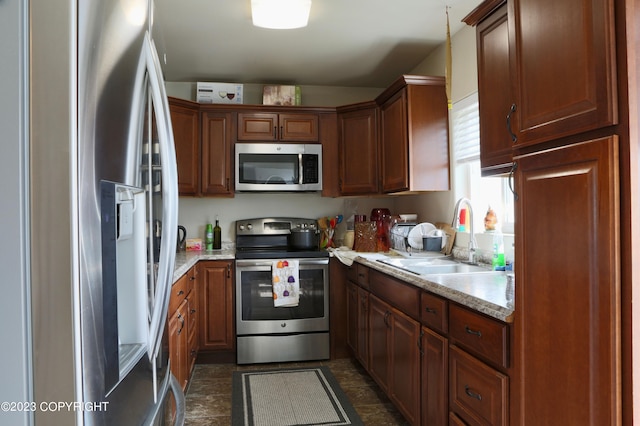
352 253 515 323
172 247 235 282
171 247 515 323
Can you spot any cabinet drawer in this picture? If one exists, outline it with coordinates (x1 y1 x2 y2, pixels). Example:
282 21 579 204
421 291 448 334
449 304 509 369
369 269 420 320
169 274 188 314
450 345 508 426
347 263 369 289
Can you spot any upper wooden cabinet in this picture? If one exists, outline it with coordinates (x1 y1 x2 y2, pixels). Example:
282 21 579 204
375 75 450 193
509 0 617 147
475 3 514 176
237 112 319 142
337 102 379 195
169 97 200 195
201 110 233 196
466 0 617 153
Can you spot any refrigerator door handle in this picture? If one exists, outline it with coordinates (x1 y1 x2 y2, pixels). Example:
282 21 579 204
143 31 179 362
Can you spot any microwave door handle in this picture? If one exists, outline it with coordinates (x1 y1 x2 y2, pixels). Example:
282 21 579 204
298 153 304 184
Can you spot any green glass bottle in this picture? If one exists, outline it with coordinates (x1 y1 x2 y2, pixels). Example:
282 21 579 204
213 218 221 250
205 223 213 251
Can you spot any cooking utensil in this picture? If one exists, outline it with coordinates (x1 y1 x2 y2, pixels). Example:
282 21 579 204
289 227 320 250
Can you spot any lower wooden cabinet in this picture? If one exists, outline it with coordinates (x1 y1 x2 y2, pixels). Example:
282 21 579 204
449 345 508 426
339 263 512 426
169 299 189 389
369 294 421 425
346 280 369 369
421 326 448 426
168 265 199 391
198 260 235 352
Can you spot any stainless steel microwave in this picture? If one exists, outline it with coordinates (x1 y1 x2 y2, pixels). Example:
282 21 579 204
235 143 322 192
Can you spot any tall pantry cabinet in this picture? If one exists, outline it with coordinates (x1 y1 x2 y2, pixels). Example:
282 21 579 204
465 0 639 423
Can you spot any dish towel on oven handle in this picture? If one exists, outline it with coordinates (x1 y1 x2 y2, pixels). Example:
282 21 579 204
272 259 300 307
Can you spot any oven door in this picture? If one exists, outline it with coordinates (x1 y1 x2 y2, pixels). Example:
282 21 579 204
235 258 329 335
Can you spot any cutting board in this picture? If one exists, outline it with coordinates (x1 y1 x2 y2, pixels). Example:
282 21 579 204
436 222 456 255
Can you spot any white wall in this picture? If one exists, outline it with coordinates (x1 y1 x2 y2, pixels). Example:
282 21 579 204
170 25 480 248
166 82 384 107
178 194 397 245
395 25 479 228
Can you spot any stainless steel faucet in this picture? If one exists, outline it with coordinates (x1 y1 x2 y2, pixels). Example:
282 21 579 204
451 197 478 264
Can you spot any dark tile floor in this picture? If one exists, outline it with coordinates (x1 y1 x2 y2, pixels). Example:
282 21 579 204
184 357 409 425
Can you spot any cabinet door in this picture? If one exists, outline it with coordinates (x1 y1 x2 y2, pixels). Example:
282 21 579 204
476 4 514 176
422 327 448 426
169 99 200 195
368 295 390 394
169 299 188 390
513 136 620 424
237 112 278 141
279 113 319 141
356 286 369 370
389 308 421 425
346 281 358 355
379 89 409 192
509 0 617 146
199 261 235 351
187 287 198 374
338 106 379 194
201 111 233 196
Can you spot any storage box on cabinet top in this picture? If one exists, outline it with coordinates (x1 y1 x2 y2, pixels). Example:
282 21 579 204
197 82 244 104
262 85 301 106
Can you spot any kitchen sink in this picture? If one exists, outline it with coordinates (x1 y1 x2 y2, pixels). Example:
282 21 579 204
377 257 492 275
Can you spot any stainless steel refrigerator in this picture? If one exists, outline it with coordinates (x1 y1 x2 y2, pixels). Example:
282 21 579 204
29 0 184 424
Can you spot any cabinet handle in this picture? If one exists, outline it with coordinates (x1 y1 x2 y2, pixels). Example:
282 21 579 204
177 314 185 335
418 329 425 357
424 307 437 315
227 264 231 279
506 103 517 143
190 308 196 314
465 385 483 401
465 326 482 338
383 311 391 328
177 290 184 297
190 350 197 358
280 125 283 139
273 126 277 139
509 162 519 201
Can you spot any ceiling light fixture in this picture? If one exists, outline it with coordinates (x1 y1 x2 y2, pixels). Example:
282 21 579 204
251 0 312 29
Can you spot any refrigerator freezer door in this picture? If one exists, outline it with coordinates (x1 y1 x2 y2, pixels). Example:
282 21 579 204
142 31 178 365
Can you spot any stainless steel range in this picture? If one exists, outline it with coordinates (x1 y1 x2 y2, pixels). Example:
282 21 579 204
235 217 330 364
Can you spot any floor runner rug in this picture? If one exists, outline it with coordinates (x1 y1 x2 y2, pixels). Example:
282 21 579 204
232 366 364 426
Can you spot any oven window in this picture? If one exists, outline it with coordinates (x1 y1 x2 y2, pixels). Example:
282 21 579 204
238 154 299 185
239 269 325 320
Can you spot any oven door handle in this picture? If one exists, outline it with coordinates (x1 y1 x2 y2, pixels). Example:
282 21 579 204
235 258 329 268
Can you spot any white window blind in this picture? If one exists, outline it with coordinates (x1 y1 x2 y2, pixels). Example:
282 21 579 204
452 93 480 164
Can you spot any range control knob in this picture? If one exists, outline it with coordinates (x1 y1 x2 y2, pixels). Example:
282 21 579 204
247 223 253 231
239 224 245 231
